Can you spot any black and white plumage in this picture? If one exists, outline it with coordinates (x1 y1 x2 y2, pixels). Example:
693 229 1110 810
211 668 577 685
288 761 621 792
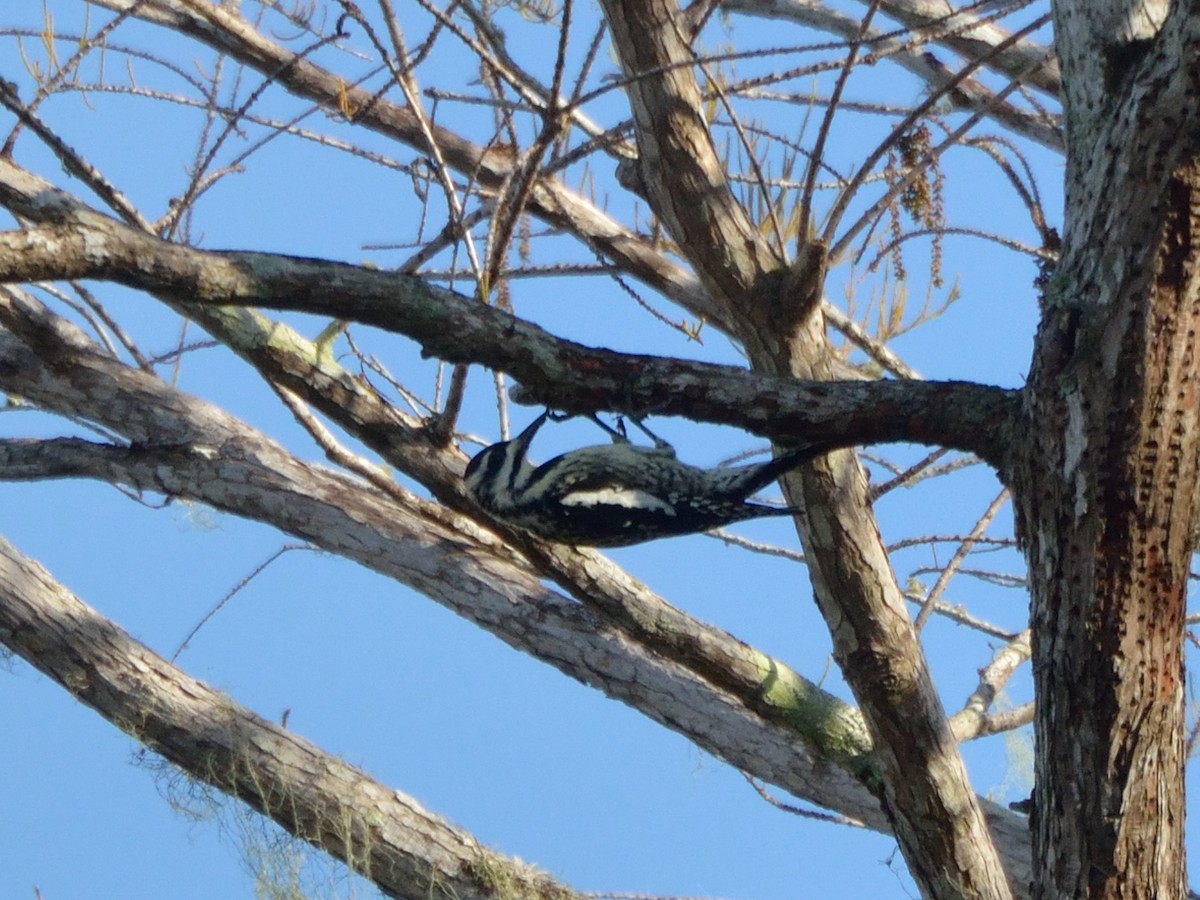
463 412 832 546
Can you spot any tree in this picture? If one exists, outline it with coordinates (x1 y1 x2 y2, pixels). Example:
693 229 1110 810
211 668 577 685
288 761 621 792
0 0 1194 898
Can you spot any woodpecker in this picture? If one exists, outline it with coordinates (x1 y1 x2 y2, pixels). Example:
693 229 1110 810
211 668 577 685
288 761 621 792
463 412 832 546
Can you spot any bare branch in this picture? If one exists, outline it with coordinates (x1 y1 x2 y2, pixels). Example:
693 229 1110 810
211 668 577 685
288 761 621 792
914 487 1010 631
0 536 580 900
949 630 1033 742
0 174 1018 465
0 316 895 833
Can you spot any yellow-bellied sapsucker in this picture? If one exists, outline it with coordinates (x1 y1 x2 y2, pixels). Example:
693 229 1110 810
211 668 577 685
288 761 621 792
464 412 831 546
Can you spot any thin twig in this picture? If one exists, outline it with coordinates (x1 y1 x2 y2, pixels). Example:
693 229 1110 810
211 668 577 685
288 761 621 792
822 15 1051 255
742 773 867 827
869 447 947 497
914 487 1010 631
0 81 152 230
798 0 882 247
171 543 315 661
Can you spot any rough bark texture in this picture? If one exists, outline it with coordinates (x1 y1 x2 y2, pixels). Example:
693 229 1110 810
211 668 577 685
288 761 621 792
1012 1 1200 895
1017 166 1200 899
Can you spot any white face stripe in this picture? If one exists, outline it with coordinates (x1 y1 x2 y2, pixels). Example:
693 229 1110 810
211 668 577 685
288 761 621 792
465 442 531 510
559 487 677 514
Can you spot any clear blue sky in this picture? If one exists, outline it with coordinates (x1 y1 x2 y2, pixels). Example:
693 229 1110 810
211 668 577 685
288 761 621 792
2 3 1196 899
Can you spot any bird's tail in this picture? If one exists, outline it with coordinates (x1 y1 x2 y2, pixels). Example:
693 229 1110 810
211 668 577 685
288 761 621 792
736 439 840 496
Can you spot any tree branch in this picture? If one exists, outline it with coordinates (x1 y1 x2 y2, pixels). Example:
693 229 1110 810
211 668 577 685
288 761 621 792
0 191 1018 469
84 0 728 328
0 535 580 900
0 290 1034 890
723 0 1063 150
0 306 892 832
595 2 1017 897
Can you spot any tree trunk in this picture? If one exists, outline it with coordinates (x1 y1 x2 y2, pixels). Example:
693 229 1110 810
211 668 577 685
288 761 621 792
1015 161 1199 900
1013 0 1200 892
